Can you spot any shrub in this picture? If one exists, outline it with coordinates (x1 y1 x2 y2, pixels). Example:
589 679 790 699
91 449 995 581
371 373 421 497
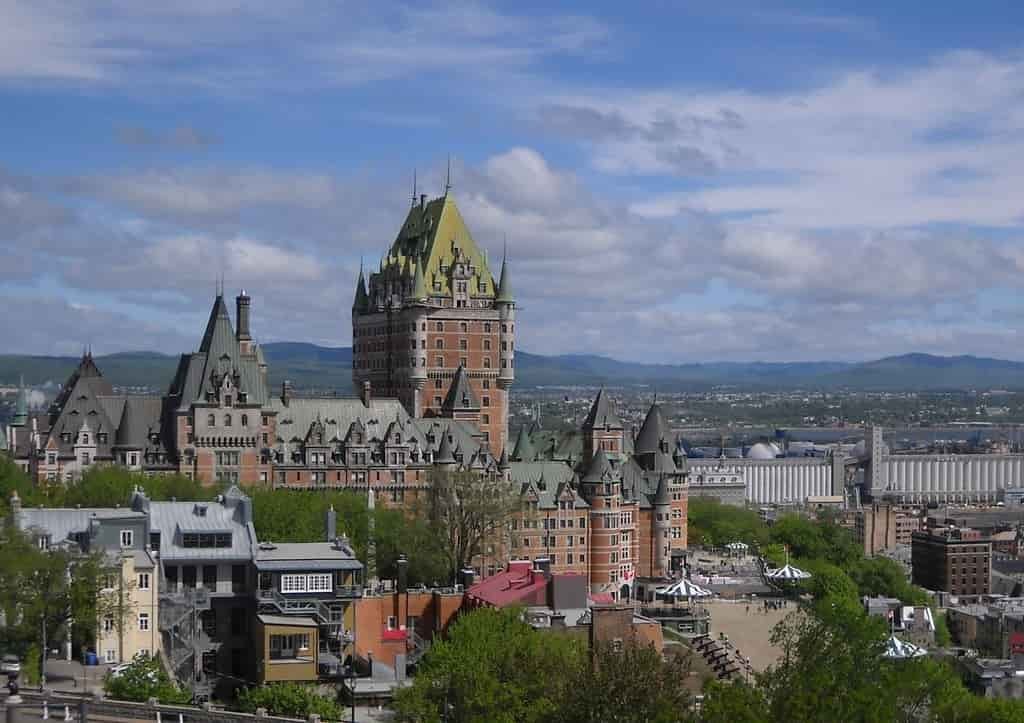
237 682 344 719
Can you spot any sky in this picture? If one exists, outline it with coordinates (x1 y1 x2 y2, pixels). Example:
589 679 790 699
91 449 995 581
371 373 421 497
3 0 1024 363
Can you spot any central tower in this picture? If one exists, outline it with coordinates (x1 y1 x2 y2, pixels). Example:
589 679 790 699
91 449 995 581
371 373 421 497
352 191 514 455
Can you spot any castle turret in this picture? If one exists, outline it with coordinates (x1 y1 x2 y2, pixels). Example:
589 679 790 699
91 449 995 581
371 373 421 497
581 388 623 465
653 474 672 578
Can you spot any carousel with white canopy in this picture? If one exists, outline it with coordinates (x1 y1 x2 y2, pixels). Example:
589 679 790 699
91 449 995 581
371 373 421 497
883 635 927 659
656 578 714 600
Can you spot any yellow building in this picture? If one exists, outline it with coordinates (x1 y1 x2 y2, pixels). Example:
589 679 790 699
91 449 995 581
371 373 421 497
97 550 160 664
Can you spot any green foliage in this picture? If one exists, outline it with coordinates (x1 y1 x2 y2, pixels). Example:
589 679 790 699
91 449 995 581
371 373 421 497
700 680 769 723
236 682 343 719
103 653 191 704
22 646 40 686
396 607 696 723
0 523 117 663
559 643 694 723
848 556 928 606
394 607 585 723
687 498 768 549
800 559 859 605
64 467 215 508
934 610 952 647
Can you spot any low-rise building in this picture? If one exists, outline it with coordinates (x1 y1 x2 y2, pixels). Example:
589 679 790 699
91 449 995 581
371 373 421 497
11 493 158 665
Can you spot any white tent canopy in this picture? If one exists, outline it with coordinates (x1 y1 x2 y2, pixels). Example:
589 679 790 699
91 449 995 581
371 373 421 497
725 542 749 550
656 579 713 598
883 635 927 659
765 564 811 581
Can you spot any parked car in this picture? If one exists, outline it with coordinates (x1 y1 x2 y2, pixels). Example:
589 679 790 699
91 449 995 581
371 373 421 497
0 654 21 676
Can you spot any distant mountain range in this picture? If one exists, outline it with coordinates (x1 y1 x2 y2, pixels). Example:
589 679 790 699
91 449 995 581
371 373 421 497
1 346 1022 393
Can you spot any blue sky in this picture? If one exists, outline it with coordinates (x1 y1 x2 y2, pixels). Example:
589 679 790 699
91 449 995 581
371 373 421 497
3 1 1024 363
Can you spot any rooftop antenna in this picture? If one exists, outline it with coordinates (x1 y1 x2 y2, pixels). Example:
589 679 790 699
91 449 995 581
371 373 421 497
444 154 452 195
411 169 417 207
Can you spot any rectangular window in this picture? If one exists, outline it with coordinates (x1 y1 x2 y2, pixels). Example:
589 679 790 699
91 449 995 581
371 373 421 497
203 565 218 587
105 649 116 664
103 615 114 633
138 573 150 590
279 573 332 593
120 530 133 548
138 613 150 631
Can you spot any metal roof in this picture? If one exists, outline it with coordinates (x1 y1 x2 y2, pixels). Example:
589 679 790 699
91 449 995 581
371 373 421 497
147 495 255 562
257 614 318 627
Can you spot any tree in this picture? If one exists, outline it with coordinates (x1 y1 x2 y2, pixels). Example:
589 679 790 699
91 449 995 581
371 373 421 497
103 653 190 704
559 643 694 723
237 682 344 719
421 468 517 584
0 523 119 679
393 607 584 723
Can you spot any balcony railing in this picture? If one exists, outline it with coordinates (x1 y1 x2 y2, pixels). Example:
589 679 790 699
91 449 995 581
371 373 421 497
256 585 363 601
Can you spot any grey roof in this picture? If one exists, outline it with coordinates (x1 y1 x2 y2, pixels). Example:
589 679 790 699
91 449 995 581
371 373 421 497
16 507 146 549
146 493 256 561
442 365 479 412
508 461 588 509
352 268 369 312
113 397 165 450
635 403 669 454
510 426 536 462
254 541 362 571
434 431 456 464
271 396 408 446
582 448 616 484
42 354 119 460
582 389 622 430
496 254 513 304
167 295 269 411
257 614 318 627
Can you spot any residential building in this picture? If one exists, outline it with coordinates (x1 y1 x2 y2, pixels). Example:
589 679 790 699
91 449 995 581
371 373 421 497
10 492 158 665
351 191 514 455
911 527 992 596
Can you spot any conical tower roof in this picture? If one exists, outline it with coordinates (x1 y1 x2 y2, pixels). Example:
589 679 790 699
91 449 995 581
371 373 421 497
654 473 671 506
199 294 236 357
582 448 614 484
408 257 428 303
353 266 369 313
496 251 513 304
499 446 510 469
636 402 669 454
435 431 456 464
583 388 622 430
510 425 536 462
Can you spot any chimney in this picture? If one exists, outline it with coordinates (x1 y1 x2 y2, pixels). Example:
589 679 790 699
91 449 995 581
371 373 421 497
282 380 292 406
419 193 427 208
397 554 408 594
236 290 252 343
326 505 337 542
361 381 372 408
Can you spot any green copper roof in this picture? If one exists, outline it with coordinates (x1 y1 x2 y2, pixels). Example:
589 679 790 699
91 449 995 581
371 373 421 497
408 258 428 303
378 194 496 300
510 425 536 462
442 365 479 412
496 253 513 304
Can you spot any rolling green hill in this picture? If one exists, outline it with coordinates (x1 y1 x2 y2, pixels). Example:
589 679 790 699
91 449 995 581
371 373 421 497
0 348 1021 393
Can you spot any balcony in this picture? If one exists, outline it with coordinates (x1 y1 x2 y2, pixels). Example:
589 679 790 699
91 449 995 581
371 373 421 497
256 585 362 602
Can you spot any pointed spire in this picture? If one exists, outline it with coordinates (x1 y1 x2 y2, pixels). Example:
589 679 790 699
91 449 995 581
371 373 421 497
636 401 669 454
444 154 452 195
435 430 456 465
510 425 536 462
442 365 480 413
496 239 513 304
353 262 369 313
412 169 418 207
499 446 510 470
583 388 622 431
407 257 428 303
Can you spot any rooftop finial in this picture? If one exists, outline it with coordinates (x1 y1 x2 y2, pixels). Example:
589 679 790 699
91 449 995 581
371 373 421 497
412 169 417 207
445 154 451 195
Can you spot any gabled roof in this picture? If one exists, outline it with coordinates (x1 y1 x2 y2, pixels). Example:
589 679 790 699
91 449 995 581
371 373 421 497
442 365 479 412
113 397 164 449
635 402 669 454
582 389 622 431
168 295 269 410
353 267 369 312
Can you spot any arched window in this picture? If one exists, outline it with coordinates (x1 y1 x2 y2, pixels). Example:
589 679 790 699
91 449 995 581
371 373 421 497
435 321 444 332
224 414 232 427
207 414 215 426
241 414 248 427
483 358 491 369
435 339 444 349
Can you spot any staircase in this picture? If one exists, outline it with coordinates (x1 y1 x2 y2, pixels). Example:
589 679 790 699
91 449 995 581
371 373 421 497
158 587 217 700
691 634 752 681
407 630 431 667
256 589 350 660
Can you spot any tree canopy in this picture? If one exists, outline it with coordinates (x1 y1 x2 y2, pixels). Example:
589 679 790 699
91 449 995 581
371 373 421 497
103 653 191 704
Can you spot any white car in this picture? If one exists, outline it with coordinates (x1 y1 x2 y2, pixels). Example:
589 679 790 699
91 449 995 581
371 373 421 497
0 654 20 676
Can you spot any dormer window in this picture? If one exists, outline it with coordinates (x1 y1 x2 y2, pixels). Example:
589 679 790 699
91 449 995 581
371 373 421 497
81 433 89 444
225 395 233 407
207 413 215 426
98 433 108 444
224 414 232 427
